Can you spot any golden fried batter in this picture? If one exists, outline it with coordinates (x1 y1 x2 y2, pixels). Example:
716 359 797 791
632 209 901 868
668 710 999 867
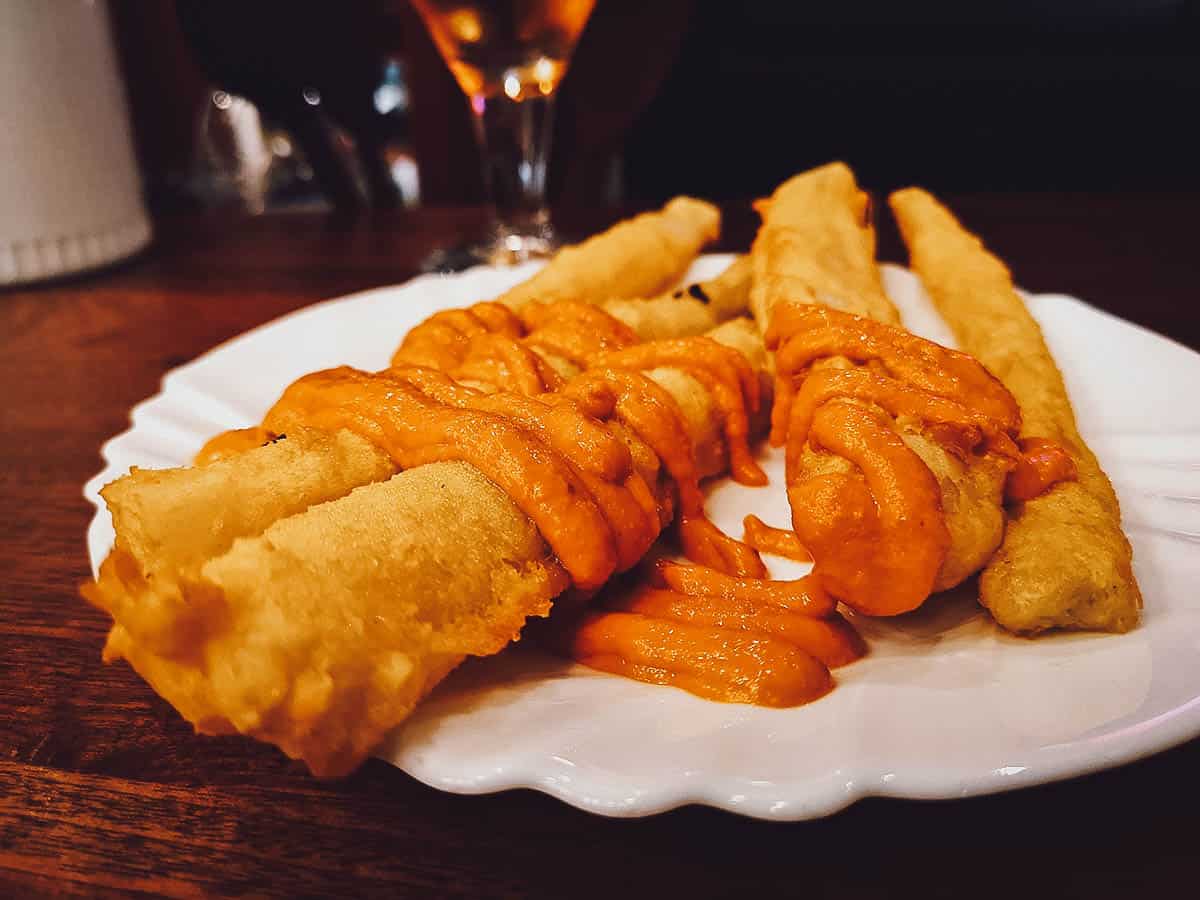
890 187 1141 633
99 462 567 776
87 319 760 775
750 162 899 326
84 196 755 774
89 351 747 774
602 295 716 342
691 254 754 323
750 163 1007 595
495 197 720 309
601 256 753 342
84 428 395 656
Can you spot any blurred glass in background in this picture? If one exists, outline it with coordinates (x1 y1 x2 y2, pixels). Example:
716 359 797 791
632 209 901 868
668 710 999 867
108 0 685 218
410 0 596 265
176 1 422 213
103 1 1197 221
189 65 419 215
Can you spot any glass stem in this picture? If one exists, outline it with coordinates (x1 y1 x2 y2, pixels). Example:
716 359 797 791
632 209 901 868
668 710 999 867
469 90 556 245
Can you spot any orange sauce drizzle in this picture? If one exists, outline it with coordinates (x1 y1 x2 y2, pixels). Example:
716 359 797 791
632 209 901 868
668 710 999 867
560 368 704 514
454 333 564 394
391 303 524 370
656 560 835 617
206 300 765 596
543 549 864 706
548 609 834 707
520 300 641 366
1006 437 1078 502
191 291 1084 711
609 585 863 669
199 297 863 709
789 399 949 616
767 305 1073 617
742 514 812 562
262 365 657 589
677 516 767 578
194 426 277 464
398 300 766 489
590 338 767 486
765 305 1020 445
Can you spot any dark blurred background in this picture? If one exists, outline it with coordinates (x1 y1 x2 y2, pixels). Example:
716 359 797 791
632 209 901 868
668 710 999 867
110 0 1200 214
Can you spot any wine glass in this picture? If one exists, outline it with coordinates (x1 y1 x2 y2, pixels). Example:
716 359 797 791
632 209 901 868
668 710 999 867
410 0 597 266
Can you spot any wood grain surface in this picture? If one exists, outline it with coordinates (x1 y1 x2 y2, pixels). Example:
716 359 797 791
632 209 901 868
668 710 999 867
2 198 1197 898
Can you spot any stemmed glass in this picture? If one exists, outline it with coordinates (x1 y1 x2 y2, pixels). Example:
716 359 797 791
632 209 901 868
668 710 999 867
410 0 597 266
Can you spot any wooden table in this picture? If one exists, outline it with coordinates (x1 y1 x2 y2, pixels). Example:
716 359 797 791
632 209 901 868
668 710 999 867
3 197 1197 898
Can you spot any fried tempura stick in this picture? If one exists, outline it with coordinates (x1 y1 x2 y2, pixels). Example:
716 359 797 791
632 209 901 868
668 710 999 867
86 199 733 774
495 197 720 309
601 255 752 341
890 188 1141 633
89 276 754 664
750 164 1008 598
86 315 767 775
699 254 754 322
97 461 569 775
84 429 395 658
750 163 899 326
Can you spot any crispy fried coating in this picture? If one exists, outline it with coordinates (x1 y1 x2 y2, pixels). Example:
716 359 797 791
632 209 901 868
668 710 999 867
622 319 766 492
83 428 395 655
706 317 770 374
599 256 754 342
903 433 1008 591
86 198 742 774
602 295 716 342
750 164 1006 593
750 162 899 326
453 273 752 388
99 462 568 776
88 318 760 774
495 197 720 309
890 187 1141 633
685 254 754 322
473 258 754 389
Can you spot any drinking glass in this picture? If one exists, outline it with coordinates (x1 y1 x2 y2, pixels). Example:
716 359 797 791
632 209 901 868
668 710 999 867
410 0 597 266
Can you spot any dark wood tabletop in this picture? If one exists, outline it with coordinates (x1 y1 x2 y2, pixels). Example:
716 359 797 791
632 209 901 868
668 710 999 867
3 196 1198 898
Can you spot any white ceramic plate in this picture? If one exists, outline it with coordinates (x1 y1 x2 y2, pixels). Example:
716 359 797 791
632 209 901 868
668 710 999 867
85 255 1200 820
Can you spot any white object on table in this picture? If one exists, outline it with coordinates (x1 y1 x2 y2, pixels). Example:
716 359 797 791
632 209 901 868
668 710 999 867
0 0 152 286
